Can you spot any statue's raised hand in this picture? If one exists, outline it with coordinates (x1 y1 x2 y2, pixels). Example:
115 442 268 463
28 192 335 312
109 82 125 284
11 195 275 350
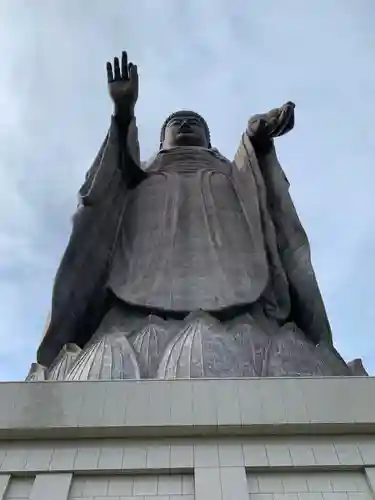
106 51 138 113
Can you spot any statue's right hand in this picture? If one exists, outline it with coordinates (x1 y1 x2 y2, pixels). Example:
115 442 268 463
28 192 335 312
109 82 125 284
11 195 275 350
106 51 138 111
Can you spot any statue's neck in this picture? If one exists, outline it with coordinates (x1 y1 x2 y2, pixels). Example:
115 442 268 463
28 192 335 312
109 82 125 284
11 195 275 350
144 146 230 173
160 145 211 154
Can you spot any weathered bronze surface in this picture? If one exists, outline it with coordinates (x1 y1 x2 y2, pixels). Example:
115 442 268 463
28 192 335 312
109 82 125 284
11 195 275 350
27 52 361 381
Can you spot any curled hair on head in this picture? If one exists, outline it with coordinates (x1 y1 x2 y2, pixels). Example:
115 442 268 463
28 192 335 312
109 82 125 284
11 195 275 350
159 110 211 149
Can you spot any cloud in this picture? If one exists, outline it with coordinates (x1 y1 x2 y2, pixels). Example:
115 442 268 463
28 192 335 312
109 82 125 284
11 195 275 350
0 0 374 379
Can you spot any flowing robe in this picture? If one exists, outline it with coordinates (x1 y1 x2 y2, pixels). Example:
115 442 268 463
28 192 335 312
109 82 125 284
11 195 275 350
36 114 332 368
109 146 286 313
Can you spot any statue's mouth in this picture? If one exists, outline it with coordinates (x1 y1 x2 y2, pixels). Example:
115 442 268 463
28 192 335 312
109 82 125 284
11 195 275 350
178 127 193 134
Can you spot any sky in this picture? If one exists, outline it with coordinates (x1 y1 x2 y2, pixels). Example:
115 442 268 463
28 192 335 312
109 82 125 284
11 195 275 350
0 0 374 380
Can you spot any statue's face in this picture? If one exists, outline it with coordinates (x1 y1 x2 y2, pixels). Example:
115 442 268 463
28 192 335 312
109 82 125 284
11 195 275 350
162 113 210 149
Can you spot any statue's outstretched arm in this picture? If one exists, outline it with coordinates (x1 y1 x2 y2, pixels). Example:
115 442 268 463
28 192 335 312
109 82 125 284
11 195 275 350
233 102 332 346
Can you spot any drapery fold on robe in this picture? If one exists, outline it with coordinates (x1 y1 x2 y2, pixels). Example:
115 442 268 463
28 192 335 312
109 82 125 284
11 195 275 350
37 117 134 366
233 132 332 346
37 110 332 367
109 146 271 312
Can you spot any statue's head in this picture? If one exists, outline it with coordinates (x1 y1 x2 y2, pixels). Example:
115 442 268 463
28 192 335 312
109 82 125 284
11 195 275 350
160 110 211 150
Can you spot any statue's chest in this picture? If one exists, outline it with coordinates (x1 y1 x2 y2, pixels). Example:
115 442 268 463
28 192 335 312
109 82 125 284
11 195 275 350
127 163 241 230
110 156 269 311
124 162 257 279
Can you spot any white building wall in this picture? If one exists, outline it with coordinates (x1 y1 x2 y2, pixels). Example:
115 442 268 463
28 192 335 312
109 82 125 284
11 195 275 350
68 474 194 500
0 437 375 500
0 378 375 500
248 471 373 500
3 477 34 500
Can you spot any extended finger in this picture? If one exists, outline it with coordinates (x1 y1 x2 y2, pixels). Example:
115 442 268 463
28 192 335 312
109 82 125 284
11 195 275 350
129 63 138 82
114 57 121 80
129 63 139 96
106 61 114 82
121 51 128 79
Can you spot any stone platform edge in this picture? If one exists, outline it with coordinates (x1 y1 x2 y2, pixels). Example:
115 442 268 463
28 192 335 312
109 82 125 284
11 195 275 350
0 377 374 440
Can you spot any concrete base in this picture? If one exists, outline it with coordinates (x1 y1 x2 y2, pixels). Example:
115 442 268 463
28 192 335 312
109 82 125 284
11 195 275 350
0 378 375 500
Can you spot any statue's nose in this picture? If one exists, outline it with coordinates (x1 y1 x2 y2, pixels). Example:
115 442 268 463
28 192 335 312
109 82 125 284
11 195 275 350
180 120 191 131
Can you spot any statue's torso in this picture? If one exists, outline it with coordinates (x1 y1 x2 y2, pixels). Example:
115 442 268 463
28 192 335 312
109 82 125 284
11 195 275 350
108 147 269 312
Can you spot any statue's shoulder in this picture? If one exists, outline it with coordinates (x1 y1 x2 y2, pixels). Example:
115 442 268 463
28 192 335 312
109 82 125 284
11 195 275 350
209 148 231 163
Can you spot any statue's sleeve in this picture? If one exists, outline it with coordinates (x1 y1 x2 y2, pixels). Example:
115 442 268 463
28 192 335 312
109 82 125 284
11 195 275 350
79 115 145 205
233 132 333 346
37 115 144 367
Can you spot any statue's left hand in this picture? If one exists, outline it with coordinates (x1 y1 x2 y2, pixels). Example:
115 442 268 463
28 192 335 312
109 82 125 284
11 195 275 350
248 102 295 153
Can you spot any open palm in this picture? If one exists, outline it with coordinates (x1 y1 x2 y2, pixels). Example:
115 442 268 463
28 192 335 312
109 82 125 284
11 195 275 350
107 51 138 107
